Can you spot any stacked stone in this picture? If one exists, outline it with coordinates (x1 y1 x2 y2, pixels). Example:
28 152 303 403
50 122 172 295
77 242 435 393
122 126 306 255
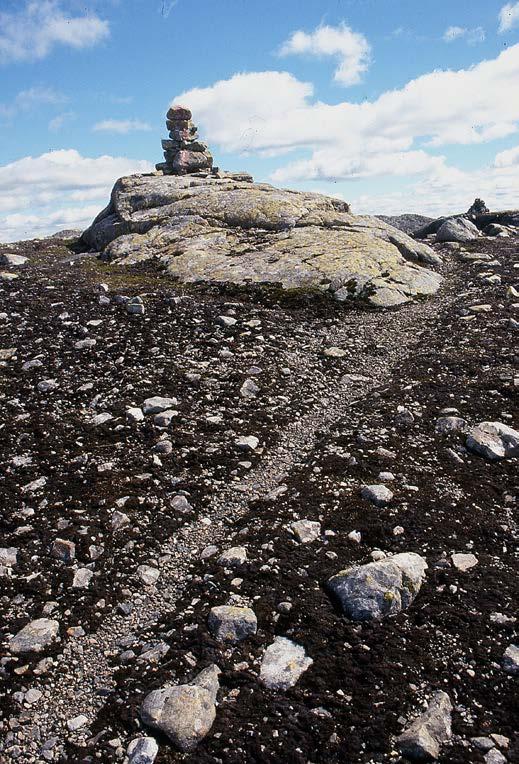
155 105 213 176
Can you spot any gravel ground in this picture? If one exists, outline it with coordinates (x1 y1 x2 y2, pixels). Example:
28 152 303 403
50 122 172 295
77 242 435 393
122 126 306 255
0 234 517 763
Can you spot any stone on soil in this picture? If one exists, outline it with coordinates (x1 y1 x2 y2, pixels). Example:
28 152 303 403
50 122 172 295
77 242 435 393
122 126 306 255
259 636 313 690
396 691 453 760
327 552 427 621
290 519 321 543
436 217 480 243
9 618 59 654
361 484 394 506
140 665 220 752
125 736 159 764
502 644 519 674
207 605 257 643
466 421 519 461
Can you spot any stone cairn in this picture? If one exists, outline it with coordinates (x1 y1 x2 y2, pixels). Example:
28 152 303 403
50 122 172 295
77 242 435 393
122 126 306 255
155 105 214 176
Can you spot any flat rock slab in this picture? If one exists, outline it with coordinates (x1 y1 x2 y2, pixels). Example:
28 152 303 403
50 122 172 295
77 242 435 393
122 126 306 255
327 552 427 621
259 636 313 691
81 173 442 307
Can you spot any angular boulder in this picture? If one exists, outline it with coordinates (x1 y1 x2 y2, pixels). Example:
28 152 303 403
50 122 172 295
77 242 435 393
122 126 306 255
81 173 442 308
466 421 519 461
397 691 453 760
140 664 220 752
436 217 480 243
9 618 59 654
207 605 257 644
327 552 427 621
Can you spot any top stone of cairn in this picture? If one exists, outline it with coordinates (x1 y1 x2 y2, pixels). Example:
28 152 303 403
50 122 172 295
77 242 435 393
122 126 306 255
166 105 192 122
156 104 214 177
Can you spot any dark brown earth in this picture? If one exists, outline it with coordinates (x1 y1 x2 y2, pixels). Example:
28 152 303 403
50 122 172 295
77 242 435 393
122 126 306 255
0 232 517 763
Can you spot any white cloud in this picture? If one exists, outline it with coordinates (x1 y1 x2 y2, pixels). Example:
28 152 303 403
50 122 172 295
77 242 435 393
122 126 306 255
0 1 109 64
279 23 371 86
0 149 153 242
494 144 519 167
0 86 66 120
443 26 485 44
351 161 519 218
93 119 153 134
178 43 519 190
498 2 519 32
48 111 75 131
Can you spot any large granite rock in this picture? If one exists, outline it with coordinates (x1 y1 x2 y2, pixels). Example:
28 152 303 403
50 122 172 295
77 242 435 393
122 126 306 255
327 552 428 621
436 217 480 243
466 421 519 461
81 173 442 307
140 664 220 752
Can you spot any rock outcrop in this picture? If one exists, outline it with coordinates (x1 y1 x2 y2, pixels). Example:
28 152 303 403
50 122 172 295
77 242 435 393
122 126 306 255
82 152 442 308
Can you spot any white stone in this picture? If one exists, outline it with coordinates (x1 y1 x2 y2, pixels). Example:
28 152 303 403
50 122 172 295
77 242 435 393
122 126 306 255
143 396 179 415
260 637 313 691
290 520 321 544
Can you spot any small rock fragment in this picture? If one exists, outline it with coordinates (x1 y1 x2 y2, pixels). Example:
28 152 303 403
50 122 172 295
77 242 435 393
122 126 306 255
140 665 220 752
259 636 313 691
361 484 393 507
125 736 159 764
290 519 321 543
208 605 257 644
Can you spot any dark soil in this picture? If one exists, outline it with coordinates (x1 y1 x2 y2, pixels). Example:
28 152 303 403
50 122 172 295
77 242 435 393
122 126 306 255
0 234 517 763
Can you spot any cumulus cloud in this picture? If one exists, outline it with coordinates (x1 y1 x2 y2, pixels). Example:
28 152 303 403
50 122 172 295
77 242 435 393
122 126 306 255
0 149 153 242
93 119 153 134
178 43 519 190
0 1 109 64
494 144 519 167
351 161 519 218
443 26 485 44
279 23 371 86
498 2 519 32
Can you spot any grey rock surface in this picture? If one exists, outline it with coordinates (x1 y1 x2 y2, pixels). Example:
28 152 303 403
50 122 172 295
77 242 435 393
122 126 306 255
81 173 442 307
360 483 394 506
125 736 159 764
207 605 257 643
502 644 519 674
396 691 453 760
9 618 59 654
436 217 480 243
466 421 519 461
327 552 427 621
140 664 220 752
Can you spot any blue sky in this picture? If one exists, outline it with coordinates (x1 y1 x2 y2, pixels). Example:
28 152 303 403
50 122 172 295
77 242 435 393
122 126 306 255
1 0 519 241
